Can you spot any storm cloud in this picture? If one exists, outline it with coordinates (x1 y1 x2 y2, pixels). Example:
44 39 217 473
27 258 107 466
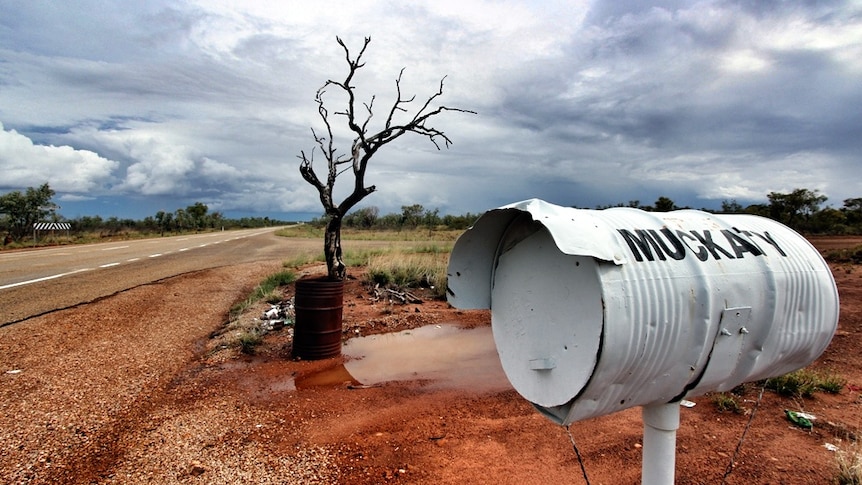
1 0 860 219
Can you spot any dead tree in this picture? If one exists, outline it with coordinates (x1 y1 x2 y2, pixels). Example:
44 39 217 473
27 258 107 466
299 36 475 281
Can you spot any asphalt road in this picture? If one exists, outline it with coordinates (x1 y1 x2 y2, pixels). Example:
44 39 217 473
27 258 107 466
0 228 321 326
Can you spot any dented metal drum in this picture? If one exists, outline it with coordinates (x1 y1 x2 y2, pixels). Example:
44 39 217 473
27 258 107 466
447 199 839 425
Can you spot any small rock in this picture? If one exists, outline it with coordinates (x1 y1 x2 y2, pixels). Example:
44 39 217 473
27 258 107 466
189 461 206 476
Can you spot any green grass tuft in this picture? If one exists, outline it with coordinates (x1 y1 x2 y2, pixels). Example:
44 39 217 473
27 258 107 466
711 393 744 414
229 270 296 320
764 368 847 398
237 330 263 354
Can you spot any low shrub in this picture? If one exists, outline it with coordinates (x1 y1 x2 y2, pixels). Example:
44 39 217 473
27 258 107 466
237 330 263 355
711 393 743 414
764 368 846 398
824 245 862 264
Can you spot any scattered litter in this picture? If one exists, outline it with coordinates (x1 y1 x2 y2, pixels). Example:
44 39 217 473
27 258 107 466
824 443 840 452
259 300 294 331
680 400 696 408
369 284 423 304
795 411 817 421
5 369 22 374
785 410 813 429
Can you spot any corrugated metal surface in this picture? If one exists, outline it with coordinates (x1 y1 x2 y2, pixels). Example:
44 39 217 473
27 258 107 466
448 199 839 425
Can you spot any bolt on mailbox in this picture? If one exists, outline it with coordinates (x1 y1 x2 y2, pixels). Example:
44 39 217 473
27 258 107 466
447 198 839 425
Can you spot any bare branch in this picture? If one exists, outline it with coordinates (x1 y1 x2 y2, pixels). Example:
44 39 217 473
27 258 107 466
297 35 474 280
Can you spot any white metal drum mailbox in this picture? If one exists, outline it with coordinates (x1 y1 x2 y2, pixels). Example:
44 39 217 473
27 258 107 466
447 198 839 425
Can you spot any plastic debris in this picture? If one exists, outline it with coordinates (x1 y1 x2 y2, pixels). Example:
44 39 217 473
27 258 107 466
824 443 840 452
680 400 696 408
5 369 22 374
795 411 817 421
260 300 295 331
785 410 813 429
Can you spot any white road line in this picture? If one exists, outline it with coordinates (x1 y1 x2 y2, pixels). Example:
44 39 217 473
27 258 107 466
0 230 266 290
0 268 93 290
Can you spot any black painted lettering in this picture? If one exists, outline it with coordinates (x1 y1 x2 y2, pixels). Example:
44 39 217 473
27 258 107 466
618 229 656 262
689 230 736 260
750 231 788 257
734 228 766 254
641 230 668 261
721 230 763 258
677 230 708 261
620 227 783 263
649 228 686 260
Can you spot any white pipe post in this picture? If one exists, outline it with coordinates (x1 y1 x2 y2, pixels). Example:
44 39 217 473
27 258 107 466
641 402 681 485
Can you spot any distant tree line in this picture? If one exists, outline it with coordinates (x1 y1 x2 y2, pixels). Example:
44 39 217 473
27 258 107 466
3 184 862 245
600 188 854 235
312 188 862 236
307 203 480 232
0 184 290 244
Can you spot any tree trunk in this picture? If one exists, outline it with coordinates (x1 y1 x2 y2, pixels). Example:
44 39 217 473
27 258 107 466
324 215 346 281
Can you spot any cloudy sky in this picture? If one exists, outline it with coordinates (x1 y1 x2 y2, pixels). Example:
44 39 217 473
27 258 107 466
1 1 861 220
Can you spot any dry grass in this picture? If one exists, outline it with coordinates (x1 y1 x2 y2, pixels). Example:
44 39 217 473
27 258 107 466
365 249 450 299
275 225 462 242
836 441 862 485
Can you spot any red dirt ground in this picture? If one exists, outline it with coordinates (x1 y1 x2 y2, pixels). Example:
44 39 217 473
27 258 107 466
214 237 862 484
2 237 860 484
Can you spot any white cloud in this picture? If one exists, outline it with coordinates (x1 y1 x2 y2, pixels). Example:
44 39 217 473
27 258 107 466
0 122 119 193
1 0 861 218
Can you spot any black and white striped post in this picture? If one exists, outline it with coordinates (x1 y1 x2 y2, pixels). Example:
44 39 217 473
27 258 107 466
33 222 71 244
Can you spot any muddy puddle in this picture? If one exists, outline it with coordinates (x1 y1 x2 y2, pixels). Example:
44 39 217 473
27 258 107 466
296 324 511 392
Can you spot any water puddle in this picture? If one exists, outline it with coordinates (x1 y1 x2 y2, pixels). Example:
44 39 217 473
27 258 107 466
295 364 359 389
296 324 510 392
